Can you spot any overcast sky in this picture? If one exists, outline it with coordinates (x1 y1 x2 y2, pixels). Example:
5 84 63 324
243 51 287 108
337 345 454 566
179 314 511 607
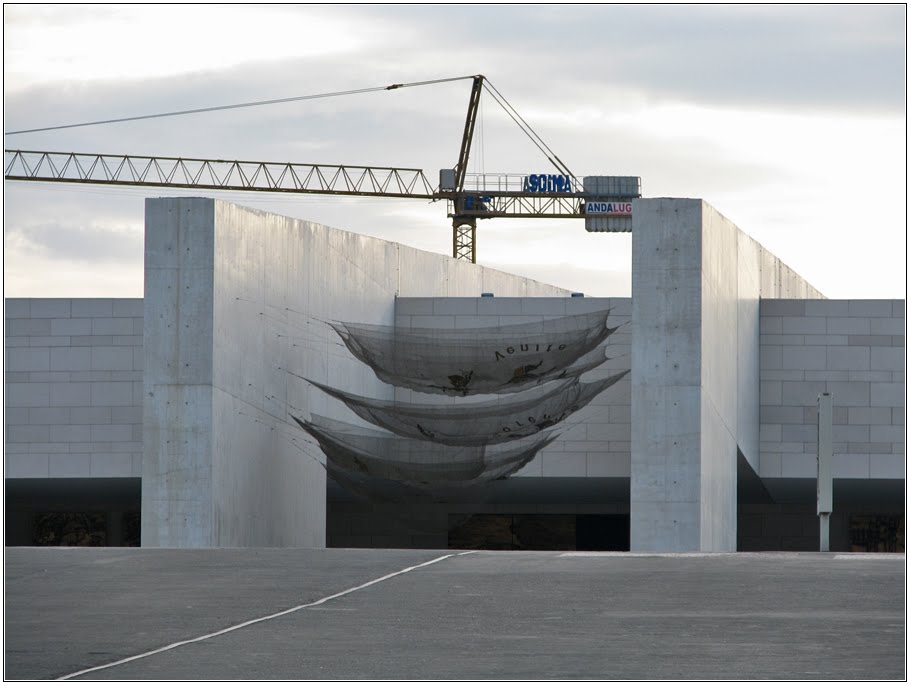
3 4 907 299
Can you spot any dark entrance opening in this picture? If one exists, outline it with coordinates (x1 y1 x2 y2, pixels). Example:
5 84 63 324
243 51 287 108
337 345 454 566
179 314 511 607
448 513 630 551
5 478 141 547
576 514 630 551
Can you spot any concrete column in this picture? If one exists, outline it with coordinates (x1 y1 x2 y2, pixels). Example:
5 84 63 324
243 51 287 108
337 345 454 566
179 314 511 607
630 198 822 551
142 198 216 546
631 199 709 551
142 197 329 547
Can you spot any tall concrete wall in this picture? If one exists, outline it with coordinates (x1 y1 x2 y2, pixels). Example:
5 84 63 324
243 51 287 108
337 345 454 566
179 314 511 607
5 299 144 479
630 199 824 552
759 299 904 480
142 197 568 548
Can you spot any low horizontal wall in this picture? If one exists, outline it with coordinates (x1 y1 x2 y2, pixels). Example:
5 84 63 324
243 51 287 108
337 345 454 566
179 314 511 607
5 298 143 480
759 299 905 480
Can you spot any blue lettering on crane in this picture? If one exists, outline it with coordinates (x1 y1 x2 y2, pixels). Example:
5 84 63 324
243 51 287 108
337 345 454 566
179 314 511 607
523 174 572 193
465 195 492 211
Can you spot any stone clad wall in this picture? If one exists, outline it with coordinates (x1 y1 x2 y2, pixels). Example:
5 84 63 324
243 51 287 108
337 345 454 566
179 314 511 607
758 299 905 480
5 298 143 479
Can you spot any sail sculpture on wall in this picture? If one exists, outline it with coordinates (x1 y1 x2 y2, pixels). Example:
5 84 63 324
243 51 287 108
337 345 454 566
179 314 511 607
293 415 556 487
307 370 629 447
328 309 618 396
293 308 628 500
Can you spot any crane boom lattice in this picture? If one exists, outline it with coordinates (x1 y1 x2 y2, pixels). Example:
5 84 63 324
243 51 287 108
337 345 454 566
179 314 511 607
4 150 437 199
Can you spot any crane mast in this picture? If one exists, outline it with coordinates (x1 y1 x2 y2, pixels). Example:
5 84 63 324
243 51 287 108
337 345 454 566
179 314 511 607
449 75 485 262
4 75 640 262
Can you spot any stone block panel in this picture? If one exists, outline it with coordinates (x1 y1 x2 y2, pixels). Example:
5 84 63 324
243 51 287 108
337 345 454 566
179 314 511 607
824 381 870 407
871 382 904 407
781 381 827 406
826 318 871 335
870 346 905 371
870 454 905 479
848 301 894 317
50 347 92 371
759 299 903 483
782 317 826 335
90 453 134 477
849 335 894 347
761 300 807 316
6 319 52 337
7 382 50 407
826 347 870 371
6 453 49 478
49 453 92 478
5 298 145 481
781 346 826 370
71 299 114 318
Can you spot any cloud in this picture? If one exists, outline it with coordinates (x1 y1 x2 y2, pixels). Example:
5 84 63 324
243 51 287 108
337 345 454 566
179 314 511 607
5 220 142 264
2 5 905 300
485 261 631 298
3 201 145 297
6 5 905 118
341 4 906 114
3 249 143 298
3 5 381 90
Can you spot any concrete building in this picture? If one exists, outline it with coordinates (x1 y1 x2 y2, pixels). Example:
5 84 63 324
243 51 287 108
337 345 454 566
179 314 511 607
4 197 905 551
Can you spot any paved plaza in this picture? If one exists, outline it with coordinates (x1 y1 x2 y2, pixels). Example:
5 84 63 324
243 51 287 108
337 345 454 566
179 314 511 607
4 547 905 680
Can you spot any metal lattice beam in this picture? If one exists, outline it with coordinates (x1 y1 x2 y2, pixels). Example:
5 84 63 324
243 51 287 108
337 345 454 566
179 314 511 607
4 150 437 199
4 150 640 263
448 193 587 219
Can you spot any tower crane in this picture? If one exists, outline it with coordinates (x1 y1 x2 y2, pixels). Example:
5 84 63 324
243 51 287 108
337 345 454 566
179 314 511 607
4 75 639 263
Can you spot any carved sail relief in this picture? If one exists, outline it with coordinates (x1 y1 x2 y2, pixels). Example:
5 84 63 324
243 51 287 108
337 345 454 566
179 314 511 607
329 309 619 396
308 370 628 446
292 308 629 501
293 414 557 488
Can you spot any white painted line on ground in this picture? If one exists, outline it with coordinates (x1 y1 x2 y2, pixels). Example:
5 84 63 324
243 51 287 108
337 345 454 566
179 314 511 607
563 552 904 560
560 552 737 558
834 553 904 560
56 551 475 681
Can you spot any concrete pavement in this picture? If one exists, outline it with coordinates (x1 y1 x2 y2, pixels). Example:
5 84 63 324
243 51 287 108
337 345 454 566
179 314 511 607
4 548 905 680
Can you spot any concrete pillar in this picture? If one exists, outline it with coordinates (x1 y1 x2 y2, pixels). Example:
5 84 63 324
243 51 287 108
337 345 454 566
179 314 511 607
631 199 719 551
142 197 330 547
630 198 822 551
142 198 218 546
629 199 740 552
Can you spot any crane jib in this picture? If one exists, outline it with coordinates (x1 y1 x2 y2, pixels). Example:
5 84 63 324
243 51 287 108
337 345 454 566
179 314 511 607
4 75 643 261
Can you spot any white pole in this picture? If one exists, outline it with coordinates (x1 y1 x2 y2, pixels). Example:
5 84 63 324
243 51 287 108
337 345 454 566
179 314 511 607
819 513 830 552
817 393 833 552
